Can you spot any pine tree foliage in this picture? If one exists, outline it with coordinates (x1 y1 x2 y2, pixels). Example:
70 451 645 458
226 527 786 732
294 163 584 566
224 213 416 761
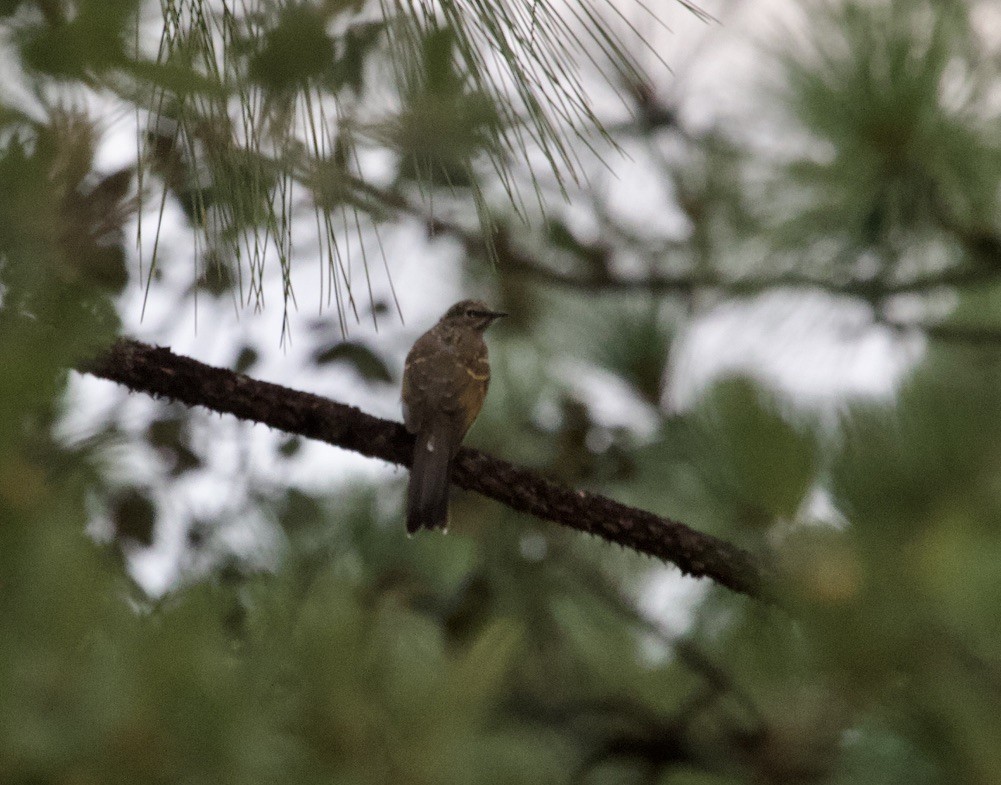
133 0 662 324
3 0 1001 783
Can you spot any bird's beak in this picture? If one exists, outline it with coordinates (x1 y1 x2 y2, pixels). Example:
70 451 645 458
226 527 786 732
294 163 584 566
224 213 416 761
488 310 508 321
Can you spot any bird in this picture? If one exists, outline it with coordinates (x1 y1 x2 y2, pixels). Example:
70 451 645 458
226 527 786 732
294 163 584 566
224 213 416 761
401 299 506 533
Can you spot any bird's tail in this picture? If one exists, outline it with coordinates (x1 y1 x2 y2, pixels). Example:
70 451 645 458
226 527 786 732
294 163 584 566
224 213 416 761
406 424 452 534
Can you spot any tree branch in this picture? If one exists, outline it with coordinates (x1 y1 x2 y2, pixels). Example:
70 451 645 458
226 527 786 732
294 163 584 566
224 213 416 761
81 338 773 602
885 319 1001 345
359 177 1001 304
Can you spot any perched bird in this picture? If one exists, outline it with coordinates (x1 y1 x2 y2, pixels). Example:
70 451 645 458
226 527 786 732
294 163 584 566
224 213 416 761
402 299 506 533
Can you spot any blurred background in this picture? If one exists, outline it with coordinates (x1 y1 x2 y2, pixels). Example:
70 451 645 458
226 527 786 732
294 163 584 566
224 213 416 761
3 0 1001 782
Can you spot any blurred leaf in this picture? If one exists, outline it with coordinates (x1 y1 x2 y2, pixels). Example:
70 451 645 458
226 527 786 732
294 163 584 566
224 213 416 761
830 363 1001 543
548 394 598 482
278 436 302 458
19 0 138 77
110 488 157 547
147 416 184 449
277 488 325 540
423 27 462 98
594 307 672 405
690 376 818 528
313 340 393 383
233 346 259 374
124 59 227 98
395 28 501 187
147 415 202 475
196 257 235 297
77 245 128 293
328 20 384 94
248 6 335 92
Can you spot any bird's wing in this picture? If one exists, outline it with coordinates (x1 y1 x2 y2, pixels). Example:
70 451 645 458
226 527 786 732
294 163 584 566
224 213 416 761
402 332 489 442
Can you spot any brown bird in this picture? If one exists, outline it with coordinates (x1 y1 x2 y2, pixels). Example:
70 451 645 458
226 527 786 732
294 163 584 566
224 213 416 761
402 299 506 533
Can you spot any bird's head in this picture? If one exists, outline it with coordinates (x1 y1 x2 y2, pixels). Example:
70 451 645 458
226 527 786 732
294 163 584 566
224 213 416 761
440 299 507 332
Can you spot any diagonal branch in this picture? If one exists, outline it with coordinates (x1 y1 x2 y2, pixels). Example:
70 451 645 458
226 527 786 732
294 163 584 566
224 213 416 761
81 338 774 602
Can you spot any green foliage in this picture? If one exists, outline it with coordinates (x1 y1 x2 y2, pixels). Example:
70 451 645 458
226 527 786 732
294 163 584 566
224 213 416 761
248 6 336 92
120 0 659 319
593 304 673 406
6 0 1001 783
772 0 1001 264
394 28 501 187
18 0 140 77
690 377 818 529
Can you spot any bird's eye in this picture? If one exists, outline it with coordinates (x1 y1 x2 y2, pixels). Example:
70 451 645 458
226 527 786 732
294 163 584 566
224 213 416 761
465 309 476 317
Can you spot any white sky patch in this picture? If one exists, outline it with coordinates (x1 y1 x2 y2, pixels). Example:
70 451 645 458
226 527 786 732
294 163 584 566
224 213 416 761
668 290 923 412
637 567 709 642
800 484 849 529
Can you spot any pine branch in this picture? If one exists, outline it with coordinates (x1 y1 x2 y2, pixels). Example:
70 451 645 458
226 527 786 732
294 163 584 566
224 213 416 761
81 338 773 602
360 177 1001 303
885 319 1001 345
